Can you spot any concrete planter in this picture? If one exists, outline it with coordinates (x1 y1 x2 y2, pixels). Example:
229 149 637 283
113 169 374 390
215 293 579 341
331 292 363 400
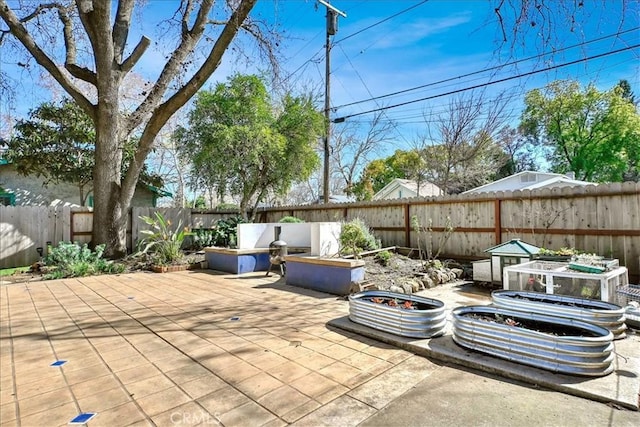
284 255 364 296
349 290 446 338
492 290 627 339
205 247 270 274
452 305 614 377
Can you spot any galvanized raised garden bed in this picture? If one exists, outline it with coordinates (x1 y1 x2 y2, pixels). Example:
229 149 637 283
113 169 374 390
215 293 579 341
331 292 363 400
452 305 614 377
492 290 627 339
349 290 446 338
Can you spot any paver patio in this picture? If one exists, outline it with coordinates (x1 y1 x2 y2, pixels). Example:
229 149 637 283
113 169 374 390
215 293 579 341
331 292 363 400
1 270 638 427
0 270 437 426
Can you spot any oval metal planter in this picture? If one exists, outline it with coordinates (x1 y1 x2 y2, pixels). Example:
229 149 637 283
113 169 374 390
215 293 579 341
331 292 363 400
452 305 614 377
492 290 627 339
349 290 446 338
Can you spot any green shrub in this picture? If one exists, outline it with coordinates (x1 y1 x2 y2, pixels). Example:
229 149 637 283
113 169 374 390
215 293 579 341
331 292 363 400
376 250 392 266
279 216 304 223
340 218 380 257
43 242 125 279
216 203 240 211
190 228 217 250
212 216 246 248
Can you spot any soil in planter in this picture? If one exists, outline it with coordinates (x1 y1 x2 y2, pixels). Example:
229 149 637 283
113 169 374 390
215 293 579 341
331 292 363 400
368 297 437 311
466 313 601 337
511 294 599 309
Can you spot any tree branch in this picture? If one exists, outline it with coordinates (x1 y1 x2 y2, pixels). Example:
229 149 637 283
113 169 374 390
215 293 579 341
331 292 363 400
120 36 150 73
121 0 258 206
112 0 135 63
0 1 95 118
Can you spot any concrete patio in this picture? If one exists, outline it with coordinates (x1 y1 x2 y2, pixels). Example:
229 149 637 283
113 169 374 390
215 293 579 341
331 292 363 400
1 270 638 427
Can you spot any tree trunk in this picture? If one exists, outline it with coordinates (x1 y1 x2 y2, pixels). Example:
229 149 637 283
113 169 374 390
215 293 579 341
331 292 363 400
92 93 128 258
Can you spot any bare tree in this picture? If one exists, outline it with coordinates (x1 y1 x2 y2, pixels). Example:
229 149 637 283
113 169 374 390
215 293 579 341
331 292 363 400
331 112 395 195
494 125 540 176
0 0 274 257
417 91 510 194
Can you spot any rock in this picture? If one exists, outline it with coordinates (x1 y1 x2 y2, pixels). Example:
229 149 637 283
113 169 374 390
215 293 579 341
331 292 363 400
451 268 464 278
350 281 377 293
398 279 419 294
421 276 435 289
447 261 463 269
389 285 405 294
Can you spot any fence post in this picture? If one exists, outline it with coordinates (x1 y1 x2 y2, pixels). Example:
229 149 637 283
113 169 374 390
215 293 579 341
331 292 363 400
404 203 411 247
494 198 502 245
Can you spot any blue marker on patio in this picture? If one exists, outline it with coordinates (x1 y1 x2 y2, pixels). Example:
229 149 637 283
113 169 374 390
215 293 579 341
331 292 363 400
69 412 97 424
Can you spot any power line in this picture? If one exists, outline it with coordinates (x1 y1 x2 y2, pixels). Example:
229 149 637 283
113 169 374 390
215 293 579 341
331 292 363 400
333 44 640 122
334 1 429 45
281 1 430 85
336 44 411 145
333 26 640 110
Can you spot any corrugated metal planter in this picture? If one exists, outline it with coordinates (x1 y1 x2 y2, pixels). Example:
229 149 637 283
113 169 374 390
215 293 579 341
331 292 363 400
492 290 627 339
452 305 614 377
349 290 446 338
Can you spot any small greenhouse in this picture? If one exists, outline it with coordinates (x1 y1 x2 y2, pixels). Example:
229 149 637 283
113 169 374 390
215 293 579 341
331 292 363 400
502 260 628 303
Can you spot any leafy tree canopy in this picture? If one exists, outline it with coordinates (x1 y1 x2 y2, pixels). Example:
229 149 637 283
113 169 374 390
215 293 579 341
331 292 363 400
174 74 323 219
521 80 640 182
351 149 424 201
6 99 163 206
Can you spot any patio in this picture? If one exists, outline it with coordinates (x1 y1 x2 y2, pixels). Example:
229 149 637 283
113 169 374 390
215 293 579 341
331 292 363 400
0 270 438 426
1 270 638 426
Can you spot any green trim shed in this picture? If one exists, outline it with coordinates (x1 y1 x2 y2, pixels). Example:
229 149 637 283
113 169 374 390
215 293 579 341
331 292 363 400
472 239 541 284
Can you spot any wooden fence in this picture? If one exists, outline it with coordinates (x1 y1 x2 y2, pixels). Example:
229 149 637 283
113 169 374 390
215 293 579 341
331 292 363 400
1 182 639 282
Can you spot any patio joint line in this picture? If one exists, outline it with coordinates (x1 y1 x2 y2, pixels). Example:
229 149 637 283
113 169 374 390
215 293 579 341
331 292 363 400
21 282 91 419
35 280 154 425
3 285 22 427
74 275 288 424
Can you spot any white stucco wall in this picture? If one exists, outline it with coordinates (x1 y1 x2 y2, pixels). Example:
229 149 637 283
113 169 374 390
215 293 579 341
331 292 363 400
237 222 341 256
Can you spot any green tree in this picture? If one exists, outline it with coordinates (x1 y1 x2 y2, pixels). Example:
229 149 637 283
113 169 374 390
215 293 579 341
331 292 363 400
7 99 163 206
174 74 323 220
521 80 640 182
351 149 425 201
7 99 94 205
1 1 262 257
616 79 636 105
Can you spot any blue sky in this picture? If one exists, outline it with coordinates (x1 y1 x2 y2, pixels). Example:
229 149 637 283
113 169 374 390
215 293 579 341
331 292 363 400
255 0 639 144
1 0 638 151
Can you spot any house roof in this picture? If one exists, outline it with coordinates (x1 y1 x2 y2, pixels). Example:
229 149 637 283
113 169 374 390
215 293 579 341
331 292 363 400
521 176 595 190
146 184 172 197
484 239 541 256
373 178 441 200
462 171 595 194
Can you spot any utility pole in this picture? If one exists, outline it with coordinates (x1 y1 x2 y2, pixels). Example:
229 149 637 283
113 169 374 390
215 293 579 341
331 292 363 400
319 0 346 203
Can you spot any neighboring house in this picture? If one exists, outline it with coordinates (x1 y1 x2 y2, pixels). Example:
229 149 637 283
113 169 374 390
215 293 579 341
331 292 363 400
462 171 596 195
313 194 357 204
0 162 170 207
373 178 443 200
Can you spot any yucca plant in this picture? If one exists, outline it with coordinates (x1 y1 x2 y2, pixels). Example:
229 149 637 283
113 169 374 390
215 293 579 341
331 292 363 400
137 212 190 265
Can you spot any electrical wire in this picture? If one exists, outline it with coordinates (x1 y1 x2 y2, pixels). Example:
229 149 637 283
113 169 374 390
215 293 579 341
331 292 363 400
333 26 640 110
333 44 640 122
334 1 430 45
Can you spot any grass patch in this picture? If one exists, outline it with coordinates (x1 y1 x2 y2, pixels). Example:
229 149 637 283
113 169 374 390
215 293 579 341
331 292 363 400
0 266 31 276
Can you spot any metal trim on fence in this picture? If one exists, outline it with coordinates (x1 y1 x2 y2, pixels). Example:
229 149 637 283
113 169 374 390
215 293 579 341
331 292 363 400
452 305 614 377
349 290 446 338
491 290 627 339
